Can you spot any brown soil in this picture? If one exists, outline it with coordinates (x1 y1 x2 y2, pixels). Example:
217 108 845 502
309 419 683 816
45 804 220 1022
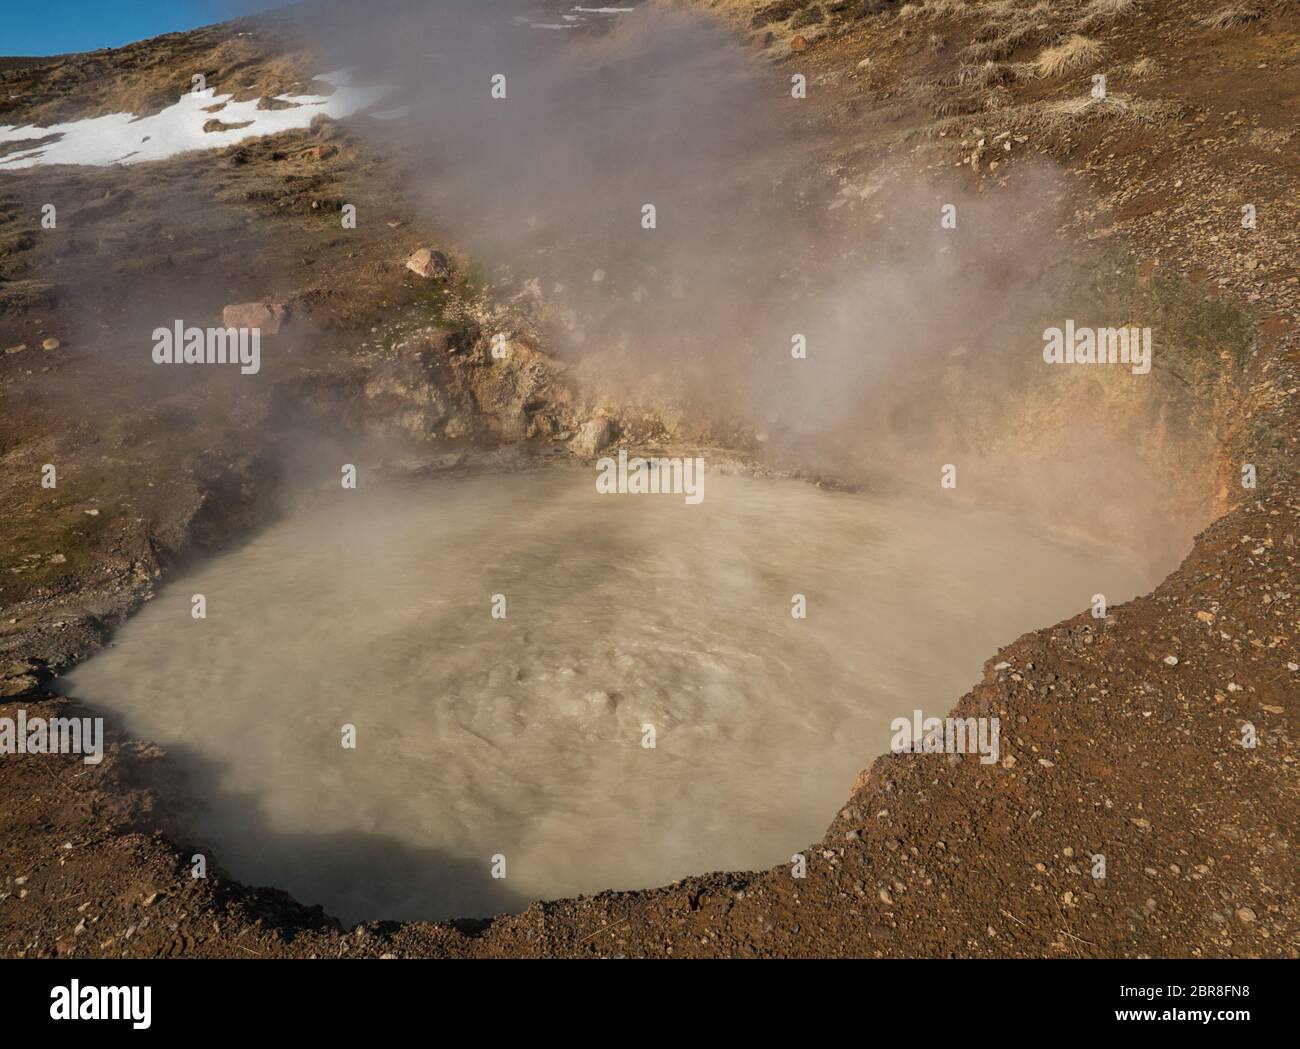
1 0 1296 957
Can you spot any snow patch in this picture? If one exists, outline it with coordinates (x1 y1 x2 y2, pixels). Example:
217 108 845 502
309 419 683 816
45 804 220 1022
0 70 391 170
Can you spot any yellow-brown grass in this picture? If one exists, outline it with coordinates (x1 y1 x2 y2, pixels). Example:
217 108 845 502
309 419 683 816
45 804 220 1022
1200 6 1263 27
1077 0 1137 30
1036 35 1105 77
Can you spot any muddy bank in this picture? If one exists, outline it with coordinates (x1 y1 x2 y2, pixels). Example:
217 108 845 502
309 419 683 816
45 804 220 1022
3 459 1293 958
60 469 1155 925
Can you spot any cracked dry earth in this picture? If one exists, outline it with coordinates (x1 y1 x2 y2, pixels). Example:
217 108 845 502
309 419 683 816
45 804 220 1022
2 0 1298 957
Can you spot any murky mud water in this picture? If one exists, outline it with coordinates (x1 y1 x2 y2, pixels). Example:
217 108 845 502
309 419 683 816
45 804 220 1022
66 469 1154 923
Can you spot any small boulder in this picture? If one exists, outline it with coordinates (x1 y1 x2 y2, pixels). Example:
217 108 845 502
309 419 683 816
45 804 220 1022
222 302 288 334
406 248 450 280
571 416 616 457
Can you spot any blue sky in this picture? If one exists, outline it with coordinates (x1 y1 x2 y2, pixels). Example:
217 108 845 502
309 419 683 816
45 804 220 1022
4 1 289 56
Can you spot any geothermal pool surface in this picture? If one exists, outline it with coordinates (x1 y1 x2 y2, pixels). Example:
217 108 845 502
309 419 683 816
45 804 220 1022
67 469 1154 924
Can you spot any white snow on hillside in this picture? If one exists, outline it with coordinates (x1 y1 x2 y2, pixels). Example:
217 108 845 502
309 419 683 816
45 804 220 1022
0 70 391 170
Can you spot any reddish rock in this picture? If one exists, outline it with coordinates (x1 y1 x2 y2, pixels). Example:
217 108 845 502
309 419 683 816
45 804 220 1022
406 247 450 280
222 302 288 333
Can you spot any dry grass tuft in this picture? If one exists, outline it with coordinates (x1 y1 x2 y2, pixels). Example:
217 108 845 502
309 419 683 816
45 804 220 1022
1129 56 1158 78
931 95 986 118
959 2 1056 63
1036 34 1105 77
961 26 1037 62
1039 92 1175 128
954 60 1010 87
1200 5 1263 27
984 84 1014 110
897 0 967 17
1076 0 1137 29
951 58 1035 88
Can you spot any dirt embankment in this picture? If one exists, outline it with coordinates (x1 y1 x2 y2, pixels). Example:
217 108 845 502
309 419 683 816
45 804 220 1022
1 0 1297 957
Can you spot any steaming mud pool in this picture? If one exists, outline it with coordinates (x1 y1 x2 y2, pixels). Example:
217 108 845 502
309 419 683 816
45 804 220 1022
66 468 1154 924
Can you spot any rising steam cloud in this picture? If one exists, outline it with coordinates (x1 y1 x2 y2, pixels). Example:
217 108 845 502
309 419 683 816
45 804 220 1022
299 2 1078 470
